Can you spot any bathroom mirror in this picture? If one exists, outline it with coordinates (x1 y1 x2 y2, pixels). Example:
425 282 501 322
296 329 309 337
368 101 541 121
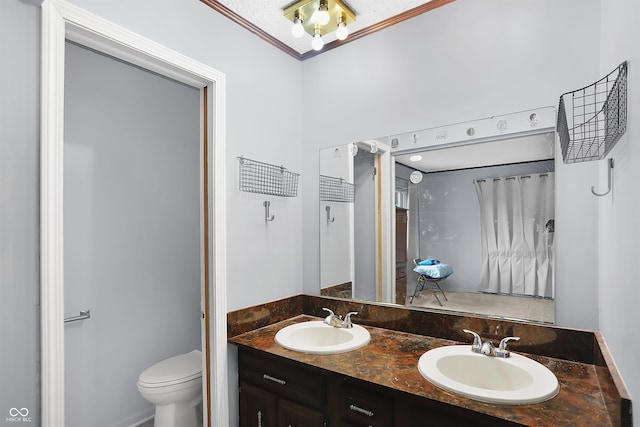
319 108 557 324
319 140 393 303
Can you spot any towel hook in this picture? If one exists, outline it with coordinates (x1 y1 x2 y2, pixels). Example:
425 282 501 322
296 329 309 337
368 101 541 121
263 201 275 221
591 158 614 197
325 206 335 223
64 309 91 324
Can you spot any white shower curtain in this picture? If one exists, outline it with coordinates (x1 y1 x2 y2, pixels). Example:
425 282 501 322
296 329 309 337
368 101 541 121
474 173 554 298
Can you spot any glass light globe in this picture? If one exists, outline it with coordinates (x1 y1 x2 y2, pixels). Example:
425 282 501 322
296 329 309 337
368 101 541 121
336 21 348 40
311 32 324 51
316 8 330 26
291 18 304 38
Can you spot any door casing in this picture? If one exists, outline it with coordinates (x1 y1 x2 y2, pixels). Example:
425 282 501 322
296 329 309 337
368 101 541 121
40 1 228 425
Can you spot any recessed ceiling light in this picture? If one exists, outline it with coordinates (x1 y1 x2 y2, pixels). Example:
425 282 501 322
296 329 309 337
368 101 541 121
410 155 423 162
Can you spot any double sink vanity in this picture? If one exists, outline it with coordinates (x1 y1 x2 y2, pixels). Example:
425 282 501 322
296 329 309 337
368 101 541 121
228 295 631 426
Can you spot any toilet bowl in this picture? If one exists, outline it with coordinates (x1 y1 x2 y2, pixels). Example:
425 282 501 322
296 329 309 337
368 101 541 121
137 350 203 427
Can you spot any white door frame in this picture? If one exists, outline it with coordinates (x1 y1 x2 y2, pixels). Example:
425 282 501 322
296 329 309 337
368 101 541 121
40 1 228 426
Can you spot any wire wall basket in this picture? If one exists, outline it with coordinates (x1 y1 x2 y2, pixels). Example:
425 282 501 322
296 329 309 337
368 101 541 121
319 175 355 203
237 156 300 197
557 61 627 163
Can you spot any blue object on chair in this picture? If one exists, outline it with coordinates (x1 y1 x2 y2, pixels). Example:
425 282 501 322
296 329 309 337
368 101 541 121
413 263 453 279
410 258 452 306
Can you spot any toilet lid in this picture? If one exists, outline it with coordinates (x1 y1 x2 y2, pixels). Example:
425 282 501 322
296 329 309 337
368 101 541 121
138 350 202 387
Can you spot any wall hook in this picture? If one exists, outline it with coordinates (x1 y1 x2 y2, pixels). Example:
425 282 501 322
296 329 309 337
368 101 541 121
263 201 275 221
325 206 335 223
591 158 614 197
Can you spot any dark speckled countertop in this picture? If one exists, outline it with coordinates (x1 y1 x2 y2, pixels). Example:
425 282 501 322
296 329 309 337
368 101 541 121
228 295 632 427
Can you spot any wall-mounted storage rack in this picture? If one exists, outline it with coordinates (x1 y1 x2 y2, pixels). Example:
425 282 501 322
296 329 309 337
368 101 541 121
237 156 300 197
557 61 627 163
320 175 355 203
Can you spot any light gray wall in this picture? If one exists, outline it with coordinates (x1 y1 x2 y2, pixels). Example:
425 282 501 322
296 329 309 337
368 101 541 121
416 161 554 294
0 0 40 424
301 0 602 331
599 0 640 425
3 0 639 426
61 0 304 313
553 150 599 329
2 0 303 425
64 42 202 427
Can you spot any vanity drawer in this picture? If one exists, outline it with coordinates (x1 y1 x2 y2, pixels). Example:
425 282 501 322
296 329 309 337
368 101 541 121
238 349 327 408
338 382 393 427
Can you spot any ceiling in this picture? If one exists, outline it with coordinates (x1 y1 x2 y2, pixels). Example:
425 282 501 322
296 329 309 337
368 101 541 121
200 0 454 59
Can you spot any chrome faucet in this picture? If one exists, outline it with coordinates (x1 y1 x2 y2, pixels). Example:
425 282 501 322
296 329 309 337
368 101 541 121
463 329 520 358
322 308 358 329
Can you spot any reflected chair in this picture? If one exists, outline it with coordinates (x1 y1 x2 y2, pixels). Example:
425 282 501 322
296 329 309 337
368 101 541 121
410 258 449 306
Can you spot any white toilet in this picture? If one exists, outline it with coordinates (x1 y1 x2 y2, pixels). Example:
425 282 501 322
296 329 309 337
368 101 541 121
137 349 203 427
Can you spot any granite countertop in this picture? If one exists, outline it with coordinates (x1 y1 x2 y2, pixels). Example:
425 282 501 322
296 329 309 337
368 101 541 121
229 314 617 427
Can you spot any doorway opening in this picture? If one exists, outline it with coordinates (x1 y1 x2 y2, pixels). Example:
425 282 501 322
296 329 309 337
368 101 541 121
40 2 228 426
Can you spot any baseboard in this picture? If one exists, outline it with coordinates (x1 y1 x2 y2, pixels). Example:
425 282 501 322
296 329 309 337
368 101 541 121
128 415 154 427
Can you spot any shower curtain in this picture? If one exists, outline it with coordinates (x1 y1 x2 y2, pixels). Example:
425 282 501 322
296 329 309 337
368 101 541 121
474 173 554 298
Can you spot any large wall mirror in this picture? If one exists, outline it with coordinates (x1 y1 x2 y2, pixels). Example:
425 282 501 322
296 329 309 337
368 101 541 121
319 107 557 324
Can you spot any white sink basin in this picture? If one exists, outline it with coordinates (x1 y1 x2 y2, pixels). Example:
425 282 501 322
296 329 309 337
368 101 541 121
418 345 559 405
275 321 370 354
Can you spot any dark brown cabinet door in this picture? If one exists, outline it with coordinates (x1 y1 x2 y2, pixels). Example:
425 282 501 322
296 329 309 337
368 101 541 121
240 382 277 427
278 398 326 427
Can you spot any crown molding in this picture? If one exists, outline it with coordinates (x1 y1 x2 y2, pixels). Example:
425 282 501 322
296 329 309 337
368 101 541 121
200 0 455 61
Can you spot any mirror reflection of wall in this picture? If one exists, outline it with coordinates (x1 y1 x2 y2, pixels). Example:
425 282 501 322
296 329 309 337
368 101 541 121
319 108 559 324
319 145 354 299
353 149 377 301
397 159 555 323
319 143 382 301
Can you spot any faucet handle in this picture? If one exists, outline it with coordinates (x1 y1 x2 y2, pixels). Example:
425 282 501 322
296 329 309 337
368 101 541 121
322 307 337 324
343 312 358 328
322 307 335 317
497 336 520 358
498 336 520 350
463 329 482 350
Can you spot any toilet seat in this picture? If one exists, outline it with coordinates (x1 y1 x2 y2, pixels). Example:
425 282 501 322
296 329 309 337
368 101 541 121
138 349 202 388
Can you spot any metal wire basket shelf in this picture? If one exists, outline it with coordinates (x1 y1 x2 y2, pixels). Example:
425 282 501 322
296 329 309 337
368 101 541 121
237 156 300 197
319 175 355 203
557 61 627 163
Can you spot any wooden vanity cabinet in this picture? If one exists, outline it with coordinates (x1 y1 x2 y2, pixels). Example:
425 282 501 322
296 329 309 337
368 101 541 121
238 348 328 427
238 348 521 427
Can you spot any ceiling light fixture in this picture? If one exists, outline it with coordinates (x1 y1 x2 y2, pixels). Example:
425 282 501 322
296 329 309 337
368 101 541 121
291 10 305 38
283 0 356 51
336 13 348 40
311 26 324 51
409 154 423 162
316 0 330 26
